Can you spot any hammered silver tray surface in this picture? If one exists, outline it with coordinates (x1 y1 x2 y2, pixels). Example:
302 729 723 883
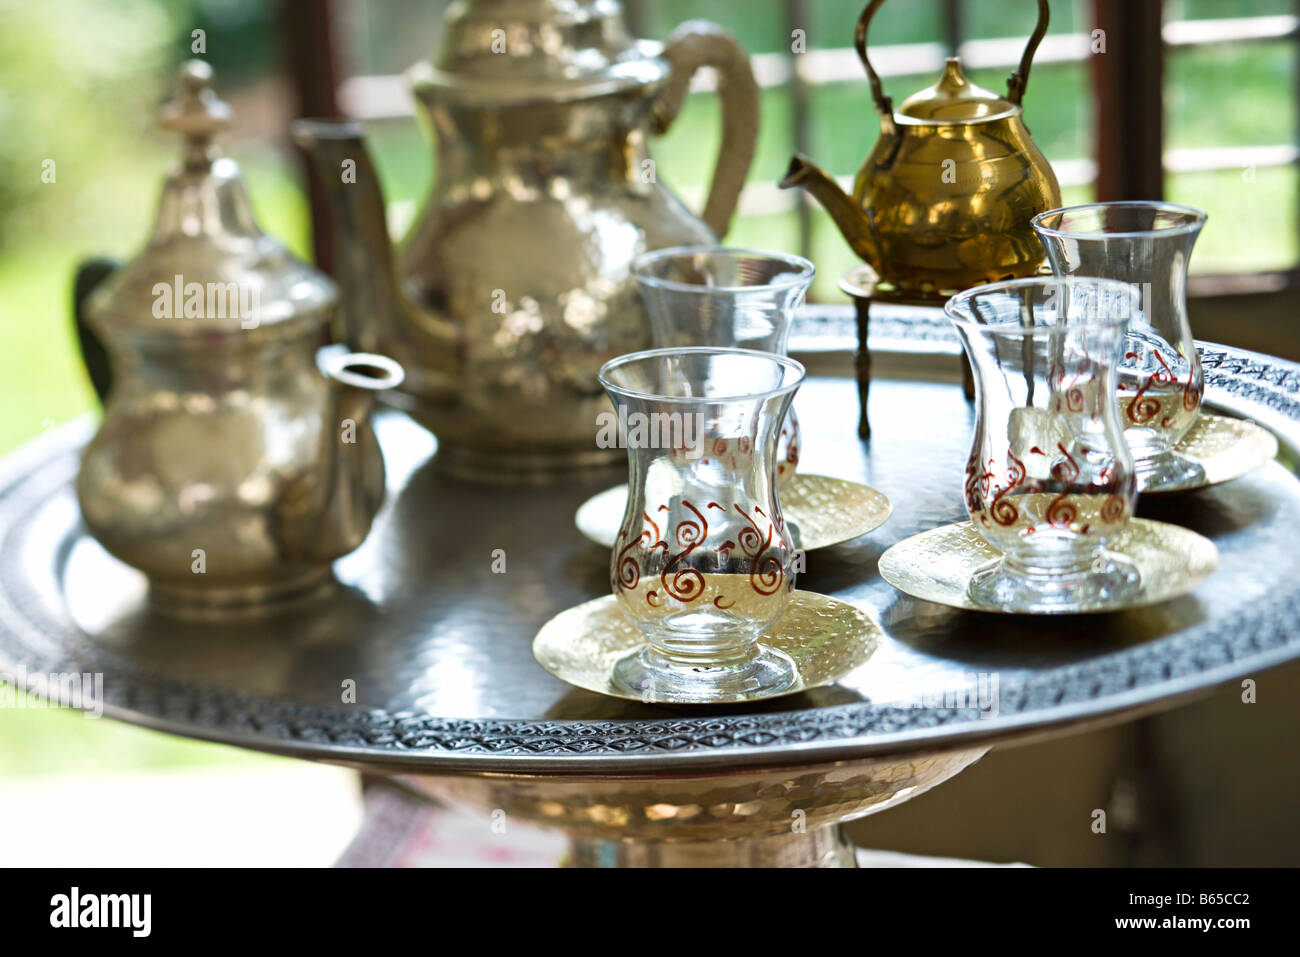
2 308 1299 775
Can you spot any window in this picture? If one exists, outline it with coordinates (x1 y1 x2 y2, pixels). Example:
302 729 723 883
327 0 1299 299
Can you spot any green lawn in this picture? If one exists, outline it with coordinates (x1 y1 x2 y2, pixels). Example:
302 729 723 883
0 698 288 778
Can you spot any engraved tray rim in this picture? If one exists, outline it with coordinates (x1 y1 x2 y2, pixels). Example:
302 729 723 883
2 307 1299 777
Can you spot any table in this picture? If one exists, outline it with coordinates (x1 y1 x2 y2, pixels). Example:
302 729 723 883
2 308 1298 867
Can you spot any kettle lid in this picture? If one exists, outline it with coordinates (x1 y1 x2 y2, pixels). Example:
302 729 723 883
896 58 1019 124
410 0 668 103
88 61 335 334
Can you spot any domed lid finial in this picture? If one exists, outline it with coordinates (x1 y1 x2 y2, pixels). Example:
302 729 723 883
161 60 232 168
85 58 337 333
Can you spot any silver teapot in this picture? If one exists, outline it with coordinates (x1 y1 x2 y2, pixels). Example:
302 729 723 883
294 0 759 482
77 62 404 615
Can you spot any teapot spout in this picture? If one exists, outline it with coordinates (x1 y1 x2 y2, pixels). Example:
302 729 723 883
277 348 404 563
291 120 459 393
780 154 878 266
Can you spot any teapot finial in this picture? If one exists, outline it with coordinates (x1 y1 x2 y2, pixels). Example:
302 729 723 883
161 60 232 169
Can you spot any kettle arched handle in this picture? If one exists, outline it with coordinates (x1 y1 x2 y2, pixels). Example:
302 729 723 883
855 0 1051 110
1005 0 1051 106
651 20 759 239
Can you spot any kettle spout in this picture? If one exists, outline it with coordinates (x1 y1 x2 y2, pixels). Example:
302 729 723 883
780 154 878 266
277 347 405 563
291 120 459 391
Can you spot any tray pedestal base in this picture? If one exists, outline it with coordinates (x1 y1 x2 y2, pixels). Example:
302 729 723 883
406 746 989 868
567 824 857 867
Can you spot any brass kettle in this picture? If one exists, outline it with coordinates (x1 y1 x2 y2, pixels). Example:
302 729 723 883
781 0 1061 294
294 0 759 482
77 62 404 615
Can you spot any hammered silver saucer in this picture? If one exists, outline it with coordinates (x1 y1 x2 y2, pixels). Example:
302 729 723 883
1141 413 1278 494
575 474 892 552
533 590 882 705
879 518 1218 615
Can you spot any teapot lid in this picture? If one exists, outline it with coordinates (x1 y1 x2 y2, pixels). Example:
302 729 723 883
87 61 335 335
409 0 669 103
896 58 1019 124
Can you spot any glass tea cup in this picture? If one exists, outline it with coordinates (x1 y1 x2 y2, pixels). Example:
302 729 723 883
632 246 814 485
1032 201 1208 490
945 277 1142 612
598 347 805 701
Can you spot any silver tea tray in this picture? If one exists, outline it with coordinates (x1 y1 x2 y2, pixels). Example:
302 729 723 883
3 308 1298 865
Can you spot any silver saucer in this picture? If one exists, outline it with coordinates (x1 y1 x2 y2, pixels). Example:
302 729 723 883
879 518 1219 615
1141 413 1278 494
533 590 882 705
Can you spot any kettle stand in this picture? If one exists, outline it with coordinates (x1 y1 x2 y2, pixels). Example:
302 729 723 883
838 265 975 438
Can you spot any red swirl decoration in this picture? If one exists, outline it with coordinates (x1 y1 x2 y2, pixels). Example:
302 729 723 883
964 457 994 515
751 554 784 596
615 533 641 590
661 501 707 602
623 498 789 606
1045 444 1080 528
1125 351 1176 426
1181 366 1202 413
673 501 706 548
1045 495 1078 527
733 504 784 596
1051 360 1089 413
613 510 661 591
1049 443 1081 484
733 505 770 557
1101 494 1126 525
988 453 1026 527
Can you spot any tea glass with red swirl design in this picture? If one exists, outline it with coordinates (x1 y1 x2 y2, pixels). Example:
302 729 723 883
945 277 1143 612
632 246 813 486
1033 202 1207 491
598 347 804 701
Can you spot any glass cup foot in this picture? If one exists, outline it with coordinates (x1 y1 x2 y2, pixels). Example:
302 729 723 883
612 643 798 704
968 550 1142 613
1133 449 1206 493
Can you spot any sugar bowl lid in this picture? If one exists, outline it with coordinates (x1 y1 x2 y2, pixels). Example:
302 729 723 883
86 61 335 335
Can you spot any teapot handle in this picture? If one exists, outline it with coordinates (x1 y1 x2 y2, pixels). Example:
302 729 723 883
855 0 1051 111
72 257 120 403
652 20 759 239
